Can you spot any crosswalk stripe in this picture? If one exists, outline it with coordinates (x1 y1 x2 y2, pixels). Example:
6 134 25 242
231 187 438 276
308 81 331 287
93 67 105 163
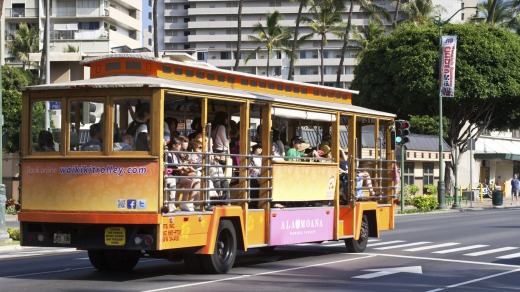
404 242 460 251
373 242 431 250
367 240 405 247
464 247 519 256
497 252 520 259
432 244 488 254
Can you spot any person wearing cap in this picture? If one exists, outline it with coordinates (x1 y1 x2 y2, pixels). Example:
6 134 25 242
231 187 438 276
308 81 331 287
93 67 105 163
285 135 317 161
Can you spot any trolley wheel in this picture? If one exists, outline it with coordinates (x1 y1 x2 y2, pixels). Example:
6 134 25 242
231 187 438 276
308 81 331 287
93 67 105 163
345 215 369 253
200 220 237 274
88 249 110 271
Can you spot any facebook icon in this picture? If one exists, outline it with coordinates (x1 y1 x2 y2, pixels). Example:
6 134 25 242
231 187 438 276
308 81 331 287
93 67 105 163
127 199 137 209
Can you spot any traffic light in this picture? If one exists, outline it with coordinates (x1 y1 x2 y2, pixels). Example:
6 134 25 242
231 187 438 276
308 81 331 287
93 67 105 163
395 120 410 145
70 102 97 124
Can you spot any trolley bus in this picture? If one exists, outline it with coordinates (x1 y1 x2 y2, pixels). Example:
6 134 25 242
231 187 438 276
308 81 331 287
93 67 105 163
19 54 396 273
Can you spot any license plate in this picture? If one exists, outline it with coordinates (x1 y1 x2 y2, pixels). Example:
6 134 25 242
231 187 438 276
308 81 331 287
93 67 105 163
53 233 71 244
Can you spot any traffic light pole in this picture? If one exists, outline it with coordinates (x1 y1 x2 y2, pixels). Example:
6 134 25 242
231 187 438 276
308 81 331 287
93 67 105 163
400 145 405 213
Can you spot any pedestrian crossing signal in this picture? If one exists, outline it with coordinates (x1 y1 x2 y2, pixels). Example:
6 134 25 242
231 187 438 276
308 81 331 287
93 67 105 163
395 120 410 145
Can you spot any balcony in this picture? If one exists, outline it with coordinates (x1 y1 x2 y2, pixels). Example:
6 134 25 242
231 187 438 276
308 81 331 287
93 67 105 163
50 29 109 41
5 8 38 18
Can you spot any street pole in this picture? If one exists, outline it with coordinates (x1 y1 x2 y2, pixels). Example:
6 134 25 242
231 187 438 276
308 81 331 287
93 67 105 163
435 6 477 210
437 17 446 209
0 0 11 243
400 145 404 213
44 0 51 130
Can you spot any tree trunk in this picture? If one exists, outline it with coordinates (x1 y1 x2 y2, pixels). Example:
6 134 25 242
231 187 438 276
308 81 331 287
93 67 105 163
153 0 159 58
393 0 401 28
335 1 354 88
320 37 324 85
266 53 270 77
233 0 244 71
288 1 305 81
487 0 499 24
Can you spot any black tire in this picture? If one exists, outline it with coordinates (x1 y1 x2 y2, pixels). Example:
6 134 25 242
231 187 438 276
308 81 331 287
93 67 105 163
345 214 369 253
183 253 205 273
88 250 110 271
105 250 141 271
200 220 237 274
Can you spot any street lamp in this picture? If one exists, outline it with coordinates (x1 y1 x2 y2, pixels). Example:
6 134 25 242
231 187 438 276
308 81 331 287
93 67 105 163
434 6 478 210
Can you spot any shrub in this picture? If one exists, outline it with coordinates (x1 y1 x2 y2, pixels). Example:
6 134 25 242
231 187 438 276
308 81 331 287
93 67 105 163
405 184 419 196
425 184 438 195
7 227 20 241
412 195 438 212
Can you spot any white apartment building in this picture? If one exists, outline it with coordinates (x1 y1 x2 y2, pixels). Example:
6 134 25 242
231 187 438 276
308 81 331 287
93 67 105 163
153 0 477 88
2 0 143 66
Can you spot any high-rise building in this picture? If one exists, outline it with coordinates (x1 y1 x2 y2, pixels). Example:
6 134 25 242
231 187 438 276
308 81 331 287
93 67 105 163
153 0 477 88
2 0 143 66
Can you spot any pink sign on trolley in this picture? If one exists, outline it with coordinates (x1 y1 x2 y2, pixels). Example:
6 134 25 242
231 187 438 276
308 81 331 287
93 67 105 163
269 208 334 245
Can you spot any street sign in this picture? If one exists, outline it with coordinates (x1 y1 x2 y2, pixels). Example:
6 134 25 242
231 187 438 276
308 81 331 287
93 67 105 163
352 266 423 279
49 101 62 110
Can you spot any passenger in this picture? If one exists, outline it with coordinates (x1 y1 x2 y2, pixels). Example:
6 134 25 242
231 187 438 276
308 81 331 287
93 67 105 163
285 135 317 161
356 161 375 197
38 130 55 152
318 145 332 161
177 138 203 211
114 133 133 151
208 153 230 210
272 129 285 157
165 117 180 138
126 102 149 139
178 135 190 153
135 121 150 151
211 111 230 154
188 117 202 141
81 123 103 151
249 143 263 208
165 136 183 211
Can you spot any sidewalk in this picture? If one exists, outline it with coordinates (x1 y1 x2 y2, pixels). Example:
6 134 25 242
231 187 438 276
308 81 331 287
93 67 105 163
396 196 518 213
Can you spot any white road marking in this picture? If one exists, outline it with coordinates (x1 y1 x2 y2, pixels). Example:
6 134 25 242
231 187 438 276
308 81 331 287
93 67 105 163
404 242 460 251
367 240 405 247
425 268 520 292
373 242 431 250
464 247 518 256
141 255 377 292
432 245 488 254
497 252 520 259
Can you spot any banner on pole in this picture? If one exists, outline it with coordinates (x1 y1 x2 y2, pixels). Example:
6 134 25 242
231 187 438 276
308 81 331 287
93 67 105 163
440 35 457 98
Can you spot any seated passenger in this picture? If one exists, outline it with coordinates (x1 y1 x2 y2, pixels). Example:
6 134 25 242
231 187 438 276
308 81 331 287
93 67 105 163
285 136 317 161
249 143 263 208
38 130 55 152
81 123 103 151
356 162 375 197
177 138 203 211
114 133 133 151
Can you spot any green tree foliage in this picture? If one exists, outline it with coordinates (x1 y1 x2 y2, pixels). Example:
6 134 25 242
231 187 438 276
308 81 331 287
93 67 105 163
409 114 448 137
2 66 38 152
6 23 39 70
245 11 292 77
304 0 345 85
351 23 520 173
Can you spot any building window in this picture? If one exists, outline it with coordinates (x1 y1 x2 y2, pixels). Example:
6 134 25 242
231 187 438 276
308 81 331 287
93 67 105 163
220 52 232 60
423 163 434 193
403 162 414 185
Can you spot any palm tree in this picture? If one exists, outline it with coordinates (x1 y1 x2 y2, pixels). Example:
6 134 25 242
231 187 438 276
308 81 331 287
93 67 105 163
400 0 442 25
352 19 385 59
7 23 39 70
393 0 402 28
287 0 312 81
245 11 291 77
304 0 345 85
63 45 79 53
153 0 159 57
233 0 244 71
335 0 390 88
479 0 516 27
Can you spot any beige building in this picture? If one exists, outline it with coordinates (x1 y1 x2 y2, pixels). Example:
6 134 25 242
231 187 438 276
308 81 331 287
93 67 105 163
2 0 143 68
152 0 477 88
